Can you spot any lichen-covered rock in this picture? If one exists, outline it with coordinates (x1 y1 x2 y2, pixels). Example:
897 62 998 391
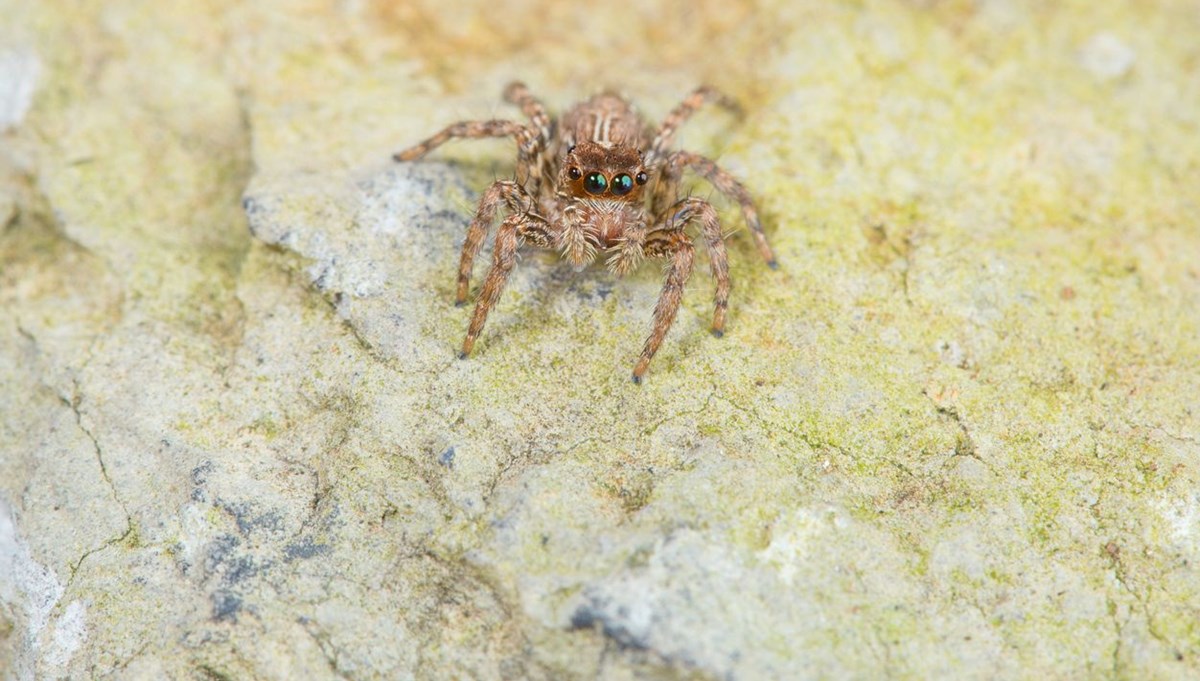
2 1 1199 679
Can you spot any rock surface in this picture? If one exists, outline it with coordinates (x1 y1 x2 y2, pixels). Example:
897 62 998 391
2 1 1199 679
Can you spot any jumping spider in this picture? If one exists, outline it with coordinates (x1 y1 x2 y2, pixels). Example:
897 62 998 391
394 82 777 383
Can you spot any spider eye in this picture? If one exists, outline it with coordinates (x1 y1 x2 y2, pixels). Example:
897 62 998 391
568 167 581 180
635 171 648 185
611 174 634 196
583 172 607 195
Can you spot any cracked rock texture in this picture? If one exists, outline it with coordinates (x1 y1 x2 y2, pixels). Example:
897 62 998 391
2 1 1199 679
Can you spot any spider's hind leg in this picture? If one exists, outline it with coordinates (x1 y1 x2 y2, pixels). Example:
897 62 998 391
648 86 741 161
503 82 553 143
393 119 534 161
503 82 557 195
393 119 541 188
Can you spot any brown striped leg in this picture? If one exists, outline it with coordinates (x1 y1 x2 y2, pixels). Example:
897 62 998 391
648 86 742 161
392 119 539 185
661 150 777 268
662 197 731 336
631 232 695 384
502 82 555 197
456 180 534 305
503 82 553 144
393 119 533 161
460 213 552 358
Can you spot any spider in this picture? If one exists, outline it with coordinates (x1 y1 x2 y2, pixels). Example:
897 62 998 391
393 82 777 383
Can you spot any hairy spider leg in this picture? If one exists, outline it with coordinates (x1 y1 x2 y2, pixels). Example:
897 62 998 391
653 150 777 268
393 119 541 187
460 213 554 358
662 197 732 336
457 180 537 305
647 86 742 162
503 82 557 198
632 231 695 384
503 82 553 145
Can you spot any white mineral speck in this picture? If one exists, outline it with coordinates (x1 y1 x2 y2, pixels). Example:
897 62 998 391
0 501 66 681
1080 33 1135 81
0 50 40 131
45 601 88 673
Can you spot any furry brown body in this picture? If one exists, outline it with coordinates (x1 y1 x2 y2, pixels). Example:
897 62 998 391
394 83 776 382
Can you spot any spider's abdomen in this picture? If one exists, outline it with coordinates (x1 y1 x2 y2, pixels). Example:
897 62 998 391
561 94 650 149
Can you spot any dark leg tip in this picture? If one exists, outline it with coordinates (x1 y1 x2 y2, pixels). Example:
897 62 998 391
631 374 642 385
457 351 468 360
767 259 779 270
392 153 405 162
711 328 725 338
454 299 467 308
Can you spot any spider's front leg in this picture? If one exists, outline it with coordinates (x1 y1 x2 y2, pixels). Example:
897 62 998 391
632 231 696 384
457 180 536 305
460 212 553 359
653 150 777 268
667 197 732 336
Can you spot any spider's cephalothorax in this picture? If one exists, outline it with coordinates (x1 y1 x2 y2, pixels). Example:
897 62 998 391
393 83 777 383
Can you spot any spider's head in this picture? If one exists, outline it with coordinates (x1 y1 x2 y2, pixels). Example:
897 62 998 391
560 141 648 203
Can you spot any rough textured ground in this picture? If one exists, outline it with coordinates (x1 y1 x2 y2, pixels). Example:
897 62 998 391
2 1 1199 679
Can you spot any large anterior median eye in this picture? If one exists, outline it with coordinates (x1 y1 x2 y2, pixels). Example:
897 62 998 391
584 172 608 195
611 174 634 195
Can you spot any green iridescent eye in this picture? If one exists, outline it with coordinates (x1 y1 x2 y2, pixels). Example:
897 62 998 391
584 172 607 195
611 174 634 196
